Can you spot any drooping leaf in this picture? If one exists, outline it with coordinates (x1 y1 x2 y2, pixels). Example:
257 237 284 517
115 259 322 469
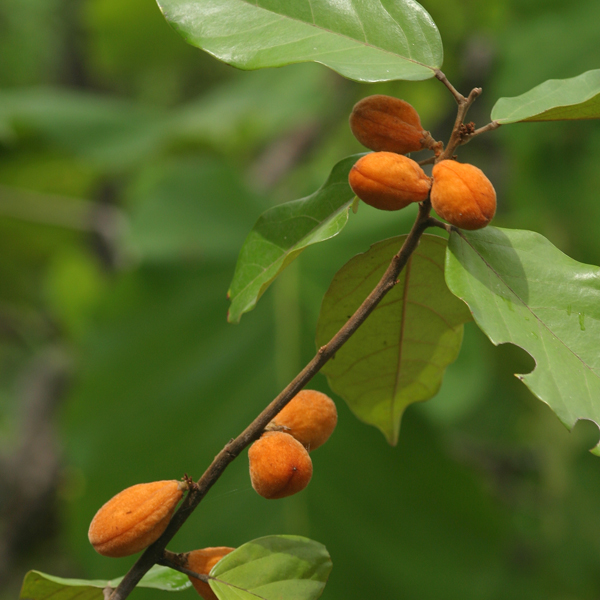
445 227 600 453
491 69 600 124
156 0 443 83
209 535 331 600
19 566 190 600
315 234 472 445
227 154 359 323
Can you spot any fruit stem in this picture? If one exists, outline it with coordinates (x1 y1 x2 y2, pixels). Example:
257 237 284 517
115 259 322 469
158 552 210 583
426 217 453 233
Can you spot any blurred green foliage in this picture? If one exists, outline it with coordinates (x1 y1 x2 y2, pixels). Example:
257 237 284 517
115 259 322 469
1 1 599 599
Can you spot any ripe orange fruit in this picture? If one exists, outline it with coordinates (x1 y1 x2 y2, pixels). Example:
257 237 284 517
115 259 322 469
430 160 496 230
248 431 313 499
88 480 185 557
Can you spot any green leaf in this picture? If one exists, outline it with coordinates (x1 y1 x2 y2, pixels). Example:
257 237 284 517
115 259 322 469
19 566 190 600
156 0 443 83
0 87 165 170
209 535 331 600
445 227 600 453
227 154 359 324
315 234 472 445
491 69 600 124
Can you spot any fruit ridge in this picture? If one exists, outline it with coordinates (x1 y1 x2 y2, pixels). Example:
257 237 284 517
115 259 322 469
349 95 435 155
430 160 496 230
349 152 432 211
269 389 337 451
88 480 184 557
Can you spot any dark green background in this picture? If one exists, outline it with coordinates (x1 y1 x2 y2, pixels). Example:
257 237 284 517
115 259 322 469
1 1 600 599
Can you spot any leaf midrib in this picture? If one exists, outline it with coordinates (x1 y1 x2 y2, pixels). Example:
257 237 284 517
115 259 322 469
459 231 597 375
225 0 437 71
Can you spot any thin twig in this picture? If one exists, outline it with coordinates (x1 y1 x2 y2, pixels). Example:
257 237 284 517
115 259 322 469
425 217 452 233
438 87 482 162
158 552 209 583
418 156 436 166
108 200 434 600
434 70 464 104
466 121 501 141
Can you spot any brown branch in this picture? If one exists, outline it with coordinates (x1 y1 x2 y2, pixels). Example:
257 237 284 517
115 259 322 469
108 200 434 600
437 87 482 162
435 72 503 160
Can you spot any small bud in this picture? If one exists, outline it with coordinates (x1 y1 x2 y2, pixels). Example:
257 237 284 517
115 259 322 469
349 152 432 211
349 95 436 154
430 160 496 230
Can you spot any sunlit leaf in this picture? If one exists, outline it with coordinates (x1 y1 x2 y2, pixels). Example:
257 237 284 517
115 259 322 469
445 227 600 453
209 535 331 600
19 566 190 600
227 155 359 323
316 234 471 445
157 0 443 82
491 69 600 123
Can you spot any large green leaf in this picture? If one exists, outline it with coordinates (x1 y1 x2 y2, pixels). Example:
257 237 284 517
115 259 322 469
19 566 190 600
491 69 600 124
445 227 600 453
209 535 331 600
227 154 359 323
156 0 443 83
315 234 472 445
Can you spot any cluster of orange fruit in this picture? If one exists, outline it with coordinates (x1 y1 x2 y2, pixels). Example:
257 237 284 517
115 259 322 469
249 389 337 499
87 390 337 599
348 94 496 230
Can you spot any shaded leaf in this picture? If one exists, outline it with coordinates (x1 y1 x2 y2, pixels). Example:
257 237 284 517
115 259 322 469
315 234 471 445
0 87 164 170
157 0 442 83
491 69 600 124
227 155 359 323
445 227 600 453
210 535 331 600
19 566 190 600
125 157 262 262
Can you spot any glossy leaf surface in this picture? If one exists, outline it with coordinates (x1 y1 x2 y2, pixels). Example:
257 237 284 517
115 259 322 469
209 535 331 600
491 69 600 123
446 227 600 452
19 566 190 600
316 234 471 445
156 0 443 82
227 155 359 323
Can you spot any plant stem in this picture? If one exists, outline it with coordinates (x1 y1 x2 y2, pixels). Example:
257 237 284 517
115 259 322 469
434 70 465 104
108 200 434 600
158 551 209 583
